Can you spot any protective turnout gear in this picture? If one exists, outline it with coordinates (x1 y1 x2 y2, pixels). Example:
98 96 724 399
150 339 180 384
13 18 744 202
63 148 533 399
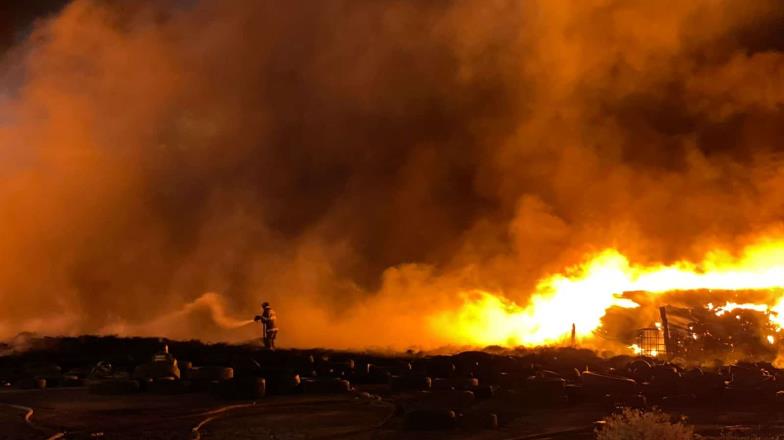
255 302 278 350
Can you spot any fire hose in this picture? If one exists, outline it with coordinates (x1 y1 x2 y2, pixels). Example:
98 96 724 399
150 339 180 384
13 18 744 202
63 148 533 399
190 402 257 440
0 402 67 440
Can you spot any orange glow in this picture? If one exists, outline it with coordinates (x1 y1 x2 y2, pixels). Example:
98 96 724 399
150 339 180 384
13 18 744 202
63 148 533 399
713 302 769 316
434 239 784 347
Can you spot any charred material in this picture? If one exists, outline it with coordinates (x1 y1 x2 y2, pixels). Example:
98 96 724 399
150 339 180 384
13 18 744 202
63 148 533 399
651 305 780 363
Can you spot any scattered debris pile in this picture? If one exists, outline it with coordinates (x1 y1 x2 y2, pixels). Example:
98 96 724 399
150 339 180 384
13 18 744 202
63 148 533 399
4 336 784 433
625 302 781 363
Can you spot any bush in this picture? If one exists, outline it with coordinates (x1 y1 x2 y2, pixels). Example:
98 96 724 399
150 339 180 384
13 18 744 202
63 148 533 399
596 408 694 440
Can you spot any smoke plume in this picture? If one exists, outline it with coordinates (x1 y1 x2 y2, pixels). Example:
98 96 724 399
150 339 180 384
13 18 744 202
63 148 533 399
2 0 784 349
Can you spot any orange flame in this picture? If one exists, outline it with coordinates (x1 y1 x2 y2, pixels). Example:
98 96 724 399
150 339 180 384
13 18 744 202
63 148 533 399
713 302 769 316
434 239 784 347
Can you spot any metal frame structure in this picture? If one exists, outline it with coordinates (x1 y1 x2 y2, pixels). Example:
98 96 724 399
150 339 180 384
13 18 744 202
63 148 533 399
636 327 667 358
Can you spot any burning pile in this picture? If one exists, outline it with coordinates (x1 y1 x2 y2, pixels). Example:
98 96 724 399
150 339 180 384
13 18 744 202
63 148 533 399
629 298 783 363
436 239 784 360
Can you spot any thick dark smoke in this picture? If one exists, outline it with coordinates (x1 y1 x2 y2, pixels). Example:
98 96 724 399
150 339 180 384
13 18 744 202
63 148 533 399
0 1 70 51
2 0 784 349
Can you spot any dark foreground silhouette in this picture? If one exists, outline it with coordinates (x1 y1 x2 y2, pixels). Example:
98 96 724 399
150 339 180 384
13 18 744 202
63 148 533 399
1 335 784 439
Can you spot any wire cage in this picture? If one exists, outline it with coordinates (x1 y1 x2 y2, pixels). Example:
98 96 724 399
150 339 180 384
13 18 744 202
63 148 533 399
636 327 666 357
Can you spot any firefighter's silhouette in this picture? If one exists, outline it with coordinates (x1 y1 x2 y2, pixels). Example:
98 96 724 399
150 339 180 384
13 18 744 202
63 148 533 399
254 302 278 350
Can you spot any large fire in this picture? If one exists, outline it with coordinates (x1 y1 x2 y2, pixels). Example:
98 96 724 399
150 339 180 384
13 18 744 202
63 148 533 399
434 239 784 349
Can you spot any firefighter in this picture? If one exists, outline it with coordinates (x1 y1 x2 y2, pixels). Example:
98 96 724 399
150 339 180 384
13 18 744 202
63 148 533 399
254 302 278 350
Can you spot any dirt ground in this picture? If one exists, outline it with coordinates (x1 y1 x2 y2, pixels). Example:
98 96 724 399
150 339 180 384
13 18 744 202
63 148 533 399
0 387 596 440
3 387 784 439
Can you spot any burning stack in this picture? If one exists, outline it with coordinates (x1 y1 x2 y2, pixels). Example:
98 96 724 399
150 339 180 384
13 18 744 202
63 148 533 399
621 289 783 363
